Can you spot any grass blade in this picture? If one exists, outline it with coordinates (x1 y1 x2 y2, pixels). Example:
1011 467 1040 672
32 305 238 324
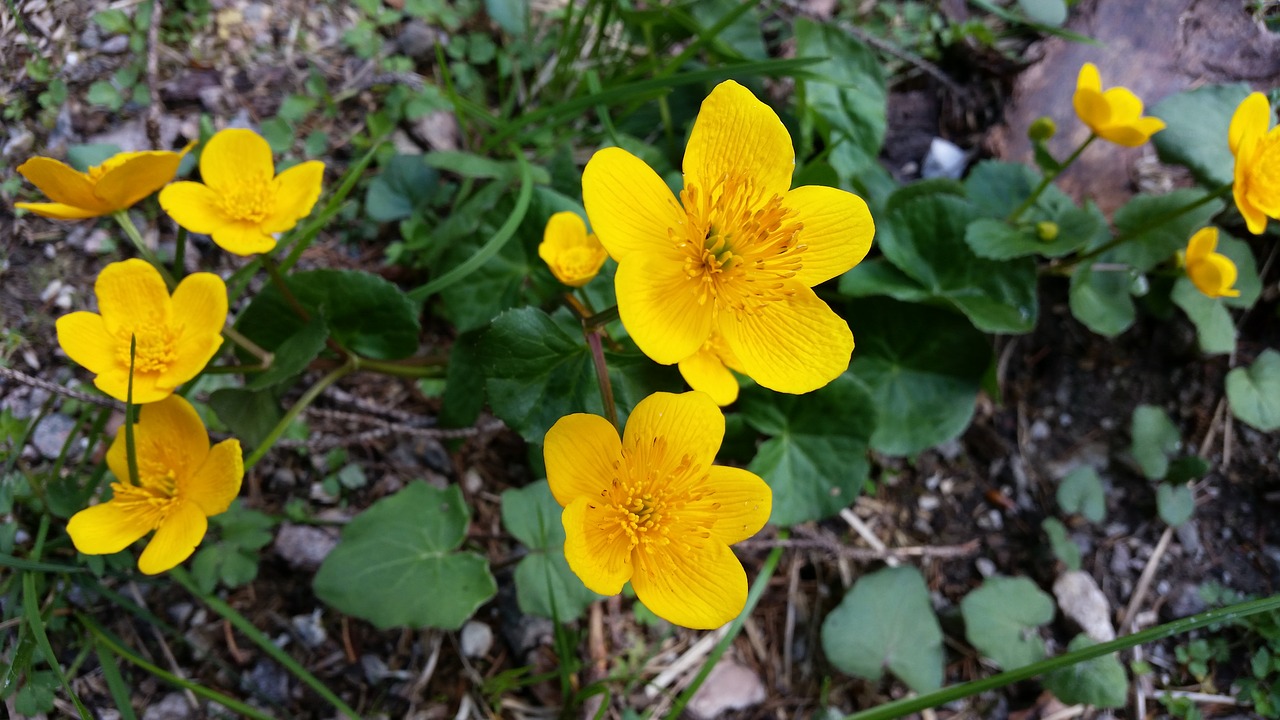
22 573 92 719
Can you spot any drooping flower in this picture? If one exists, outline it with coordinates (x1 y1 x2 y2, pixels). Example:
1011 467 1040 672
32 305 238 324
582 80 874 395
159 128 324 256
1071 63 1166 147
678 332 745 407
545 391 772 629
67 395 242 575
1229 92 1280 235
1180 227 1239 299
56 259 227 404
15 146 190 220
539 211 608 287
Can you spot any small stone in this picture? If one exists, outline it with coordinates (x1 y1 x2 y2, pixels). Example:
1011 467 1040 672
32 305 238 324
1109 543 1131 576
168 602 195 626
272 523 338 571
396 20 438 59
921 137 967 180
1161 582 1207 621
245 660 290 704
1 387 51 419
687 658 767 719
142 692 193 720
1054 570 1115 642
1176 521 1203 559
361 654 411 684
412 110 460 152
32 414 76 459
460 621 493 659
271 467 297 489
975 557 997 578
1 127 33 158
100 34 130 54
1029 419 1051 441
291 609 328 649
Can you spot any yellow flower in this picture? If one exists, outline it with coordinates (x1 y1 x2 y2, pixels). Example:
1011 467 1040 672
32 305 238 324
15 146 189 220
582 80 874 395
1180 227 1239 299
545 391 772 629
1071 63 1166 147
56 259 227 404
67 395 243 575
159 128 324 256
1229 92 1280 235
678 333 745 406
539 211 608 287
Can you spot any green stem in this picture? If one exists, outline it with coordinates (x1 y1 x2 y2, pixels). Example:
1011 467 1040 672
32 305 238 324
244 360 354 470
1068 181 1234 270
124 336 140 487
665 531 788 719
583 305 619 331
221 325 273 366
844 592 1280 720
1007 134 1095 223
173 226 187 279
23 574 92 719
168 569 361 719
356 356 446 378
112 211 176 287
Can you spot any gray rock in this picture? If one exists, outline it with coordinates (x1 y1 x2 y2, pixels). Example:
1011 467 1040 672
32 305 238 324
2 127 33 158
1 387 50 420
396 21 439 59
460 621 493 659
921 137 968 180
1054 570 1115 642
291 609 327 649
32 414 76 459
687 658 767 719
272 523 338 571
100 35 130 54
1176 520 1203 559
1108 543 1131 577
142 692 193 720
1161 582 1207 621
245 660 290 704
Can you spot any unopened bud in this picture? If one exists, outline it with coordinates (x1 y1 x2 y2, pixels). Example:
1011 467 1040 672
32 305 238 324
1036 221 1059 242
1028 117 1057 142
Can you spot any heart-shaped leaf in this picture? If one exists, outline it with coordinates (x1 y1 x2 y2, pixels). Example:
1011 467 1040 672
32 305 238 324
1227 350 1280 432
961 576 1055 670
501 481 601 621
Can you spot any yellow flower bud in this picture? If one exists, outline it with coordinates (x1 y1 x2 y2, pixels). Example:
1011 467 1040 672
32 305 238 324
538 211 608 287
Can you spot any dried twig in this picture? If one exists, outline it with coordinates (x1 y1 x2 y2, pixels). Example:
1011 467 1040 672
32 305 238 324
738 534 982 562
0 365 120 410
1119 525 1174 631
144 0 163 148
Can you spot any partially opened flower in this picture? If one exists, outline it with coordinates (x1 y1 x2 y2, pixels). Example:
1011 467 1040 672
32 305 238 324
678 333 745 407
15 146 189 220
1072 63 1166 147
583 80 874 395
67 395 242 575
56 259 227 404
539 211 608 287
159 128 324 256
1180 227 1239 299
545 391 772 629
1229 92 1280 235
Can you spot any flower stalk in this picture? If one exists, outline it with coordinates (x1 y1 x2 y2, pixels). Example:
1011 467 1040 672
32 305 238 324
1007 134 1095 224
244 359 355 470
112 210 175 287
1067 181 1234 270
583 327 617 431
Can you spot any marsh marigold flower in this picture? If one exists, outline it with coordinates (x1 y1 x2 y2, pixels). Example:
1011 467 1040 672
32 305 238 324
15 146 189 220
56 259 227 404
159 128 324 256
545 391 772 629
1072 63 1165 147
1180 227 1239 299
539 211 608 287
67 395 243 574
678 332 745 407
582 80 874 395
1229 92 1280 235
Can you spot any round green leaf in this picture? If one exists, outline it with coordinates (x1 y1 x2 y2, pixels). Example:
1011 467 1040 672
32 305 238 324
1130 405 1181 480
1044 634 1129 708
1171 279 1235 356
821 566 944 693
1056 466 1106 523
961 576 1055 670
1106 190 1225 273
1227 349 1280 432
1069 264 1135 337
848 298 991 456
1151 84 1254 187
795 18 886 181
501 481 601 621
1042 518 1081 571
1017 0 1067 26
314 483 496 630
365 154 439 222
1157 483 1195 527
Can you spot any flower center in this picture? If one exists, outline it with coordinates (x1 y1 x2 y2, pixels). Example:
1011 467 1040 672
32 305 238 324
558 247 602 278
107 469 179 528
218 173 275 223
594 437 717 555
115 321 179 376
87 156 131 184
675 174 805 318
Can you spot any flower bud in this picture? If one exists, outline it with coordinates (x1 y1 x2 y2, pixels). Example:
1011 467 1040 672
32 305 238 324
1036 221 1059 242
1028 116 1057 142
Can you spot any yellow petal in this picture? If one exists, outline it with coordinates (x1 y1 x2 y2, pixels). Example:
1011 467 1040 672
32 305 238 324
719 285 852 394
199 128 274 192
211 221 277 256
621 392 724 474
108 395 211 484
138 500 208 574
67 500 155 555
785 185 875 286
16 157 110 214
632 540 747 629
13 201 107 220
1235 150 1269 235
544 412 622 506
56 312 117 376
1189 254 1239 299
1098 117 1165 147
1072 88 1110 132
1230 92 1271 156
95 259 172 336
95 368 168 405
1101 87 1143 124
1076 63 1101 94
689 465 772 545
185 439 243 516
683 80 794 202
159 182 231 234
561 496 633 595
93 151 184 209
615 253 713 364
582 147 684 261
1185 227 1218 263
262 160 325 234
161 273 227 387
678 347 739 406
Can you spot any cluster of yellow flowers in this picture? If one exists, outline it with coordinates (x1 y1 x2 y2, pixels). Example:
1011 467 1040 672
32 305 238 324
17 128 324 574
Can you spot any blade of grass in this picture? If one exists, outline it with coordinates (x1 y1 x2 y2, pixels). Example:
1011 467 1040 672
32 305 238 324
94 639 140 720
0 553 87 573
0 620 35 699
170 567 361 719
22 573 92 719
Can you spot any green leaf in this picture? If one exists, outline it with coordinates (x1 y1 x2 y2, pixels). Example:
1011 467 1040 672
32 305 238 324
794 18 886 180
66 144 122 172
847 298 991 456
1166 455 1210 484
1156 483 1195 527
247 316 329 390
741 375 876 526
438 234 531 332
441 329 486 428
1171 279 1235 355
1042 518 1081 570
365 154 439 222
314 482 496 629
1056 467 1106 523
1106 190 1225 272
424 151 549 183
1044 634 1129 708
236 269 420 360
821 566 944 692
838 259 932 301
1130 405 1181 480
87 81 123 111
961 576 1055 670
1016 0 1067 26
1151 84 1254 187
208 388 282 450
1069 264 1135 337
964 161 1036 218
1227 350 1280 432
690 0 766 60
260 117 294 154
501 481 600 620
484 0 528 35
1217 233 1262 310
